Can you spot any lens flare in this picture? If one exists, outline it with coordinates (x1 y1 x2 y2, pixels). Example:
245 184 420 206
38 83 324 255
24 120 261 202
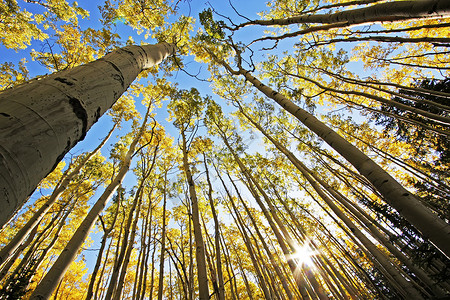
288 243 317 267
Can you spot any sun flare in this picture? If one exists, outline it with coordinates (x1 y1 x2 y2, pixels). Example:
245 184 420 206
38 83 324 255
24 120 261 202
288 243 317 267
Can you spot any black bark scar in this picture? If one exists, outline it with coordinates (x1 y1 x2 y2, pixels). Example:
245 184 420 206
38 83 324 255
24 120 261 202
105 61 125 88
68 97 88 140
51 139 71 173
94 107 101 122
55 77 75 86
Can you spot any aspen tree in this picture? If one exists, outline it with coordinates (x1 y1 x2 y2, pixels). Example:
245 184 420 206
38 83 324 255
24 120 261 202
0 123 115 266
157 172 169 300
168 88 210 300
212 53 450 259
0 43 175 226
237 101 446 296
230 0 450 30
202 151 226 300
85 201 120 300
29 104 154 299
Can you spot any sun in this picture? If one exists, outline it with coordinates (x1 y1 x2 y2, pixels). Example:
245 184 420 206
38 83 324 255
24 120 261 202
288 243 317 267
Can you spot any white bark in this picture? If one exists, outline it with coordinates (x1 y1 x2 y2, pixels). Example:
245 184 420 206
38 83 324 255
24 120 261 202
29 106 152 300
0 124 115 266
235 67 450 260
237 0 450 27
240 107 444 296
181 132 210 300
0 43 175 227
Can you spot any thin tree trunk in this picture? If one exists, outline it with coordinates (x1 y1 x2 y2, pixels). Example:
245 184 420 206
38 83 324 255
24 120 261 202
287 72 450 127
93 234 113 300
140 200 155 300
201 218 221 300
217 224 239 300
203 155 226 300
157 172 168 300
0 43 175 226
149 225 158 299
0 123 115 266
233 0 450 28
115 141 159 300
218 58 450 259
133 196 149 300
166 235 190 300
85 205 119 300
105 184 145 299
29 105 152 299
135 190 153 300
25 204 73 291
226 199 273 300
113 192 143 300
2 202 68 283
236 184 295 300
0 222 38 281
316 67 450 111
180 131 209 300
241 105 445 296
218 129 324 299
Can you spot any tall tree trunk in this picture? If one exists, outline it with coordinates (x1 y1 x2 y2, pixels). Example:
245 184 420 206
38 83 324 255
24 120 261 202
234 0 450 28
288 72 450 127
0 221 38 282
219 59 450 259
203 155 226 300
242 200 295 300
0 43 175 227
0 123 116 266
157 172 168 300
201 218 220 300
148 225 158 299
85 204 119 300
240 105 446 296
226 198 273 300
180 131 209 300
1 201 68 282
134 190 153 300
29 106 152 299
217 127 323 299
105 183 145 299
208 101 339 298
139 199 155 300
217 224 239 300
114 139 159 300
113 192 143 300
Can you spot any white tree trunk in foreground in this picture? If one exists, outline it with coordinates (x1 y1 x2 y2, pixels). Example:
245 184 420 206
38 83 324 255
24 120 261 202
0 43 175 227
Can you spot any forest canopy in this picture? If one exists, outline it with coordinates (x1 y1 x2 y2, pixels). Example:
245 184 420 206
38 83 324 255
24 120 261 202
0 0 449 299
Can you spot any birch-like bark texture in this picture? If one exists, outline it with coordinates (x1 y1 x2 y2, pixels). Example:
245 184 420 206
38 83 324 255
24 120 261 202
29 106 152 300
0 42 175 227
0 123 115 266
228 65 450 259
181 131 210 300
239 106 446 296
234 0 450 28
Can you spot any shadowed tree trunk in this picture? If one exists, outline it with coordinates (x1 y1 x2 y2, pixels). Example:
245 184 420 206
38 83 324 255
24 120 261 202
216 56 450 259
28 105 153 300
180 131 210 300
0 123 116 266
232 0 450 29
0 42 175 227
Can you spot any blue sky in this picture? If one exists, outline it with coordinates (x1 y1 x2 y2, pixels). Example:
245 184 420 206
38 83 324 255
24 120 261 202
0 0 274 268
